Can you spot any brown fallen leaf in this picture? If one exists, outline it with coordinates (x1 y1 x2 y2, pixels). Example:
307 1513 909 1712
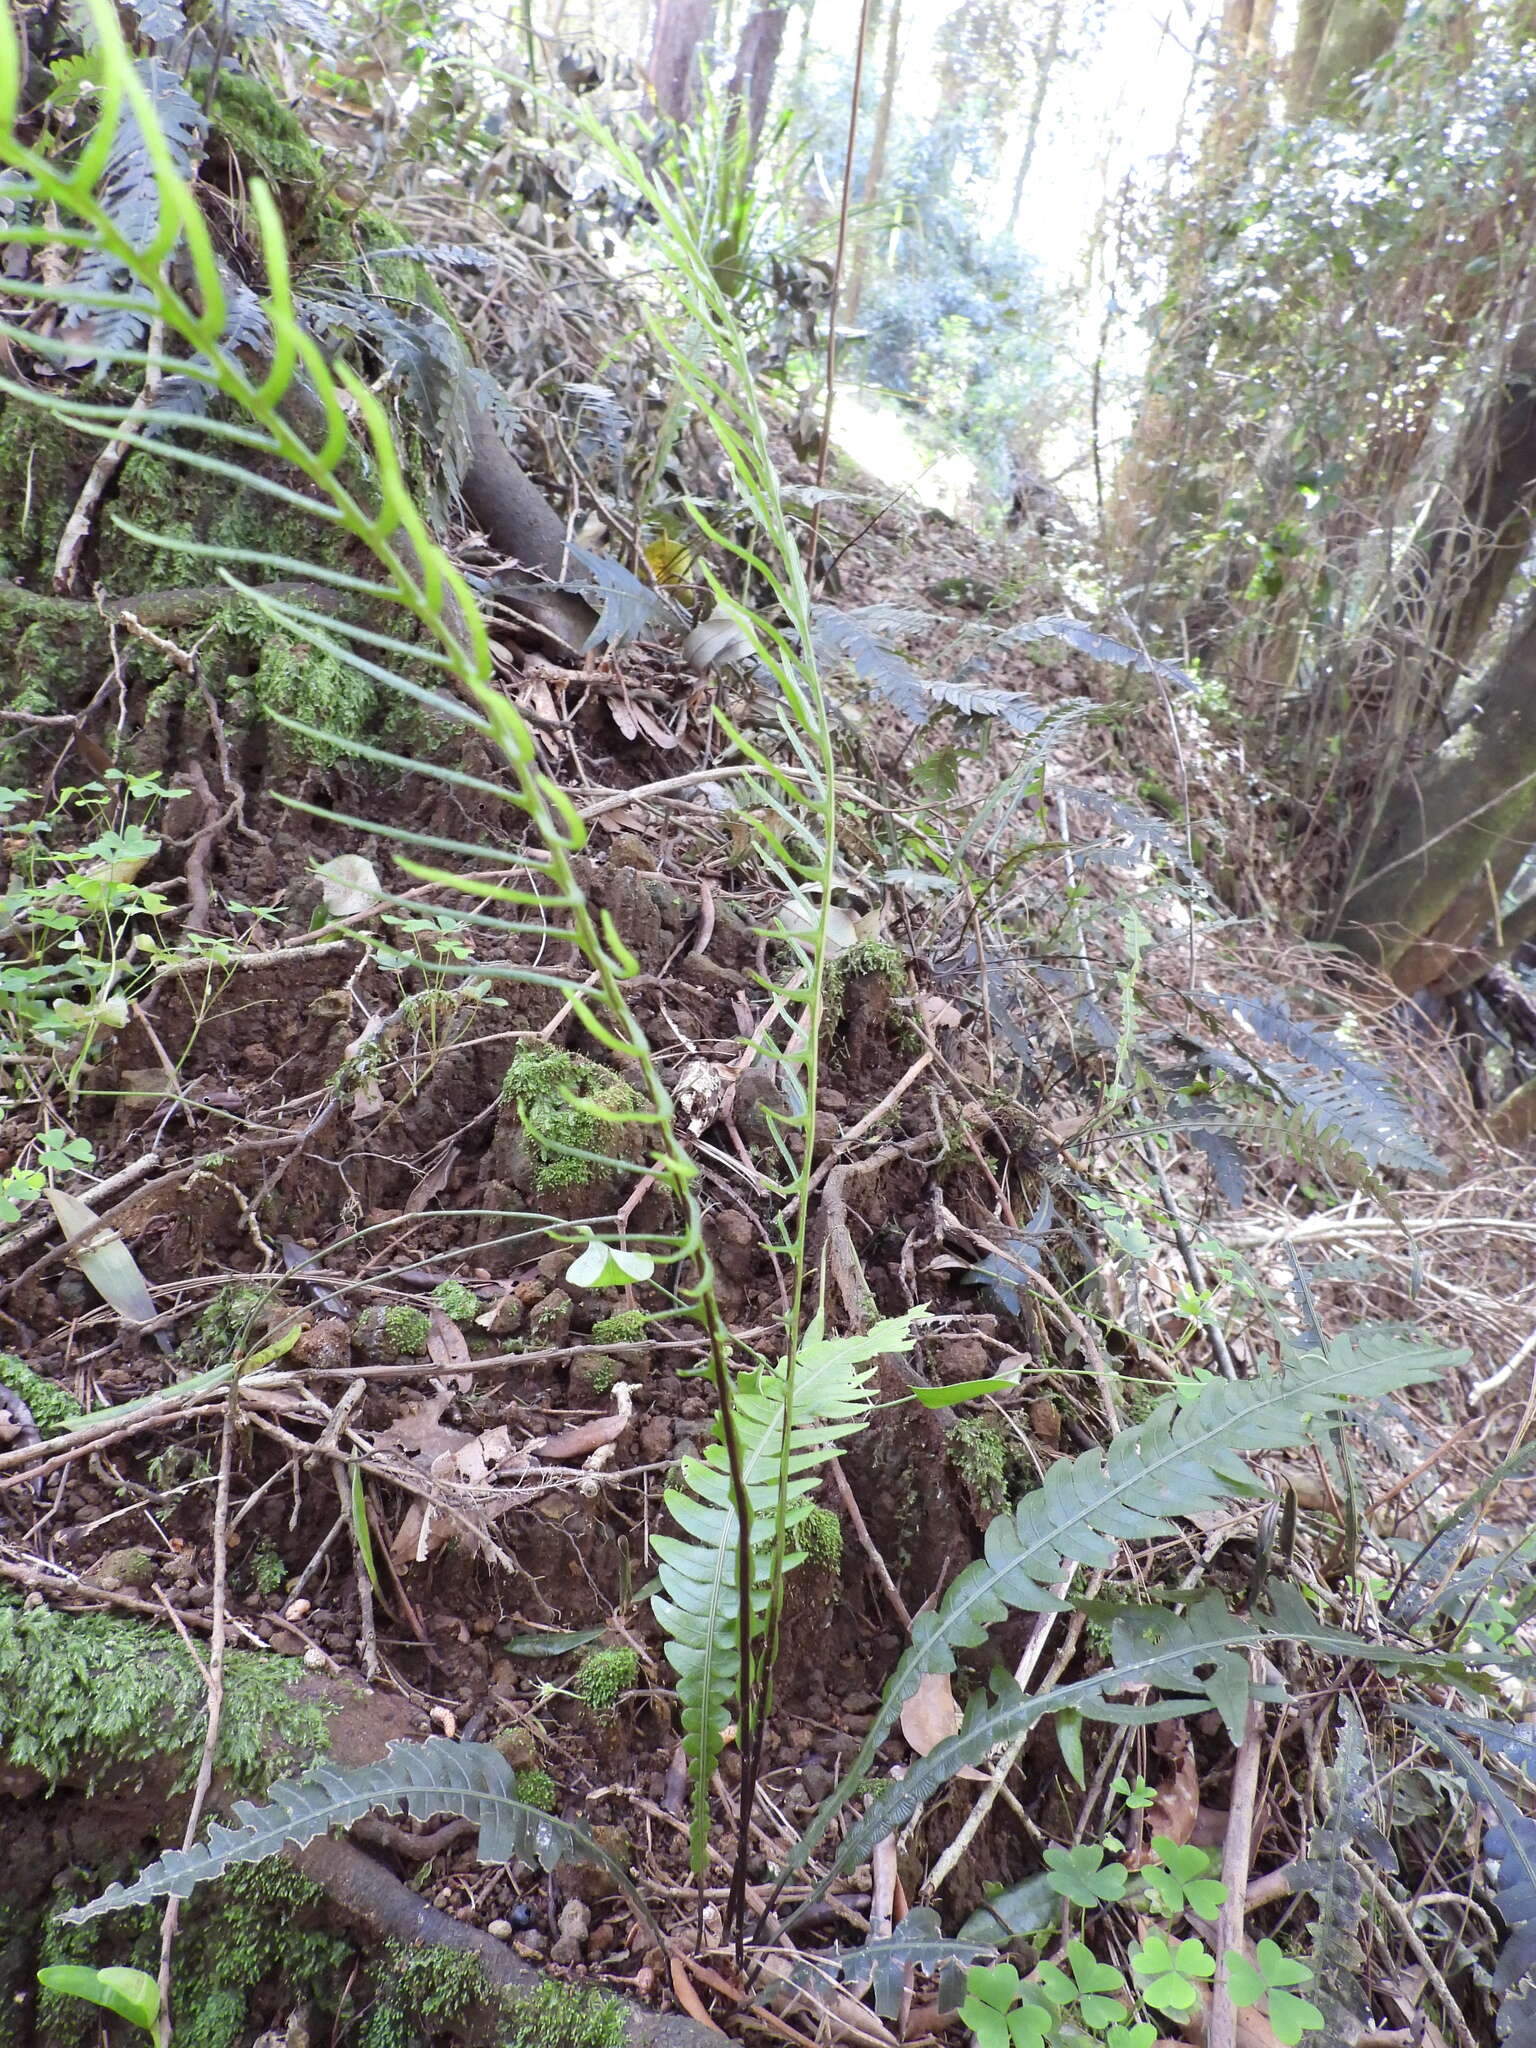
669 1958 726 2034
1145 1737 1200 1847
900 1671 962 1756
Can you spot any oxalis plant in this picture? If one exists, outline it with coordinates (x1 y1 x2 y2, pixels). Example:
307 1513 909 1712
10 8 1536 2039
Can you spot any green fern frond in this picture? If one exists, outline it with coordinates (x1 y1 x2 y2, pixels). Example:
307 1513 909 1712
788 1329 1462 1876
653 1308 924 1872
60 1736 659 1937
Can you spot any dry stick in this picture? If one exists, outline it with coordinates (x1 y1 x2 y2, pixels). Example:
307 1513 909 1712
1349 1851 1481 2048
157 1377 238 2034
805 1049 935 1194
920 1575 1084 1899
1209 1672 1266 2048
830 1457 912 1633
53 320 164 592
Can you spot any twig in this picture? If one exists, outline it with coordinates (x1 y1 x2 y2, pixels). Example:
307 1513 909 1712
53 321 163 592
830 1456 911 1632
157 1375 238 2034
1209 1674 1265 2048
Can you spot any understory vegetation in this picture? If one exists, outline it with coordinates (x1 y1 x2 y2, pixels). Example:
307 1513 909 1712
0 4 1534 2048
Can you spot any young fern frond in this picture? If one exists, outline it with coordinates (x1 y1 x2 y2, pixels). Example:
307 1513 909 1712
782 1328 1462 1881
653 1309 924 1871
59 1737 660 1941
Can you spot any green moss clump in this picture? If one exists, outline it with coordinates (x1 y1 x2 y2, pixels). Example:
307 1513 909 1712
249 1539 287 1598
38 1860 350 2048
431 1279 482 1325
572 1647 639 1717
505 1979 626 2048
382 1304 430 1355
207 67 323 191
826 936 909 1032
359 1942 492 2048
500 1044 640 1192
591 1309 647 1346
247 633 379 763
0 1597 331 1794
948 1415 1009 1515
513 1766 557 1812
574 1352 620 1396
799 1505 843 1570
182 1284 269 1367
0 1352 81 1436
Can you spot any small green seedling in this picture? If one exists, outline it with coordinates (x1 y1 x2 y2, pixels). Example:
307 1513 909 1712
1036 1940 1133 2030
1140 1836 1227 1918
960 1963 1053 2048
1043 1841 1128 1908
1226 1941 1325 2043
1128 1934 1216 2017
38 1965 166 2045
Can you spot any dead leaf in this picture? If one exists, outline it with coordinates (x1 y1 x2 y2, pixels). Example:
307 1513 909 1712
405 1144 459 1215
1144 1738 1200 1847
47 1188 157 1328
669 1958 726 2034
530 1408 632 1461
426 1307 471 1376
900 1672 962 1757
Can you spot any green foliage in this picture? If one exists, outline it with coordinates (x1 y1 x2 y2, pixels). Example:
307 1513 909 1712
1224 1942 1324 2044
430 1279 481 1324
381 1304 430 1354
800 1504 843 1569
653 1309 923 1870
1128 1935 1214 2018
512 1767 557 1812
948 1414 1010 1513
499 1044 642 1192
34 1967 161 2044
1043 1843 1127 1909
0 1597 330 1795
791 1330 1460 1875
1140 1838 1225 1919
0 1351 81 1435
591 1308 648 1345
503 1979 625 2048
572 1648 639 1717
358 1944 490 2048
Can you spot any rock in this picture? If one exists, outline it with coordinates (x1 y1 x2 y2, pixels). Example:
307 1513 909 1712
93 1546 157 1590
706 1206 758 1280
558 1825 634 1903
293 1318 352 1371
800 1759 834 1804
537 1249 574 1286
551 1897 591 1967
493 1723 539 1769
488 1918 514 1941
638 1415 672 1463
528 1289 572 1350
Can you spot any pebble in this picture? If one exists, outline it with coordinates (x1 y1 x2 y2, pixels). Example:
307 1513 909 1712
551 1898 591 1967
487 1919 514 1941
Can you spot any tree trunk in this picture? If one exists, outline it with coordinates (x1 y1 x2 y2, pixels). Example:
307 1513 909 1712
646 0 716 123
1290 0 1405 117
1334 587 1536 990
1008 0 1068 232
844 0 901 324
727 5 788 148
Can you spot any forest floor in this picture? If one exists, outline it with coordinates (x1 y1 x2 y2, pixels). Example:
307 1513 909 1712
3 68 1536 2048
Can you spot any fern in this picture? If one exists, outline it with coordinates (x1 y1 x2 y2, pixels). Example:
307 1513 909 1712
809 1582 1440 1901
1298 1700 1377 2048
654 1308 923 1872
785 1329 1462 1876
1489 1812 1536 2048
60 1736 660 1938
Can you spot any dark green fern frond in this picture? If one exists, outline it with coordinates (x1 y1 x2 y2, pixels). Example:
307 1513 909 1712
62 1735 658 1937
787 1329 1461 1875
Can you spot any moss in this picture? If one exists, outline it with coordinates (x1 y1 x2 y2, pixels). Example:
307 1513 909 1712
207 66 323 193
505 1978 626 2048
591 1309 647 1346
0 1596 331 1794
574 1351 620 1396
799 1504 843 1570
431 1279 482 1325
37 1860 349 2048
383 1304 431 1354
249 1538 288 1598
359 1942 492 2048
246 631 381 762
513 1766 557 1812
0 1351 81 1436
500 1044 641 1192
0 398 89 586
947 1415 1009 1515
825 936 908 1032
572 1647 639 1717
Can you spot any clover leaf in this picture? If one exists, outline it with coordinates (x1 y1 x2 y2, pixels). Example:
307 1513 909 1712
1140 1836 1227 1919
1225 1942 1324 2043
1112 1774 1158 1810
566 1238 655 1288
1129 1934 1216 2017
1043 1841 1129 1908
960 1964 1052 2048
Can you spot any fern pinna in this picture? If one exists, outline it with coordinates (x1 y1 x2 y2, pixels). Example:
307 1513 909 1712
653 1308 924 1873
